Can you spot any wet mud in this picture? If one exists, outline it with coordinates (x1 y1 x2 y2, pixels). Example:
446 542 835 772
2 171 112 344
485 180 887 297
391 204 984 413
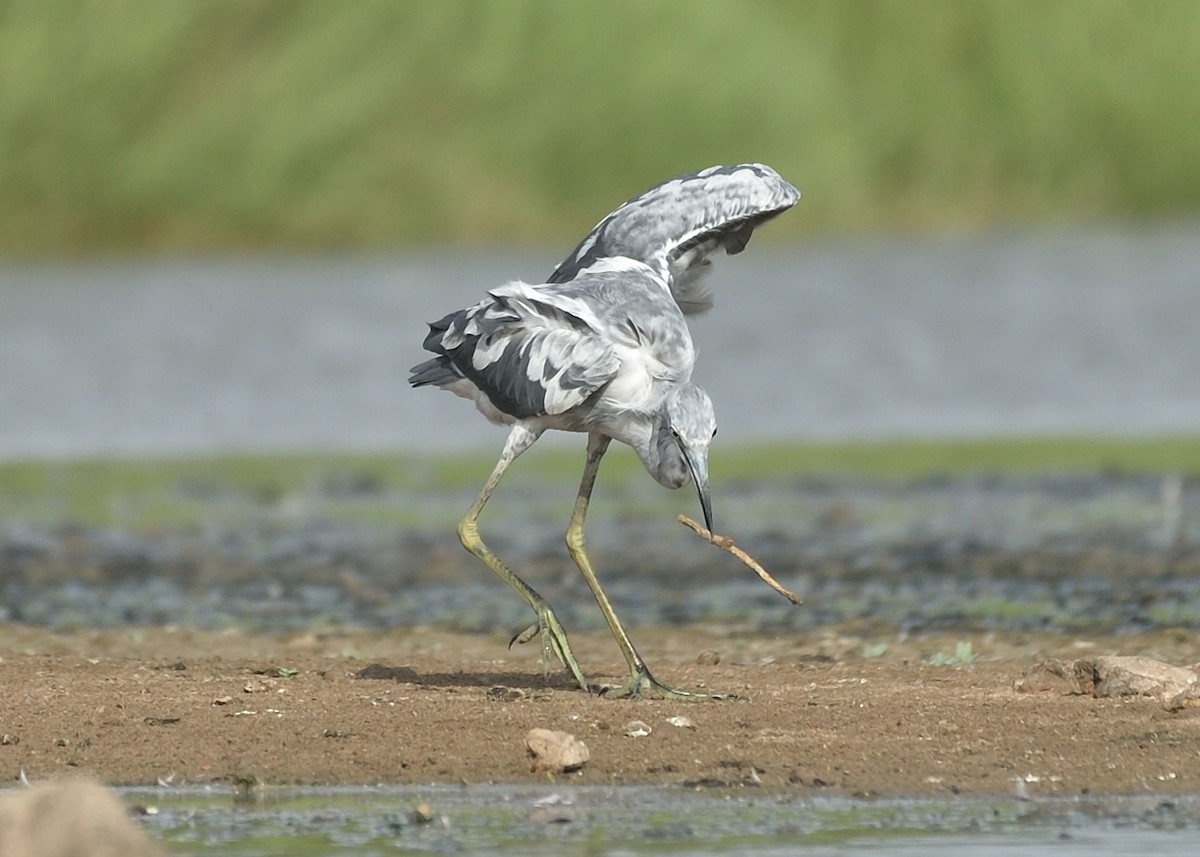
3 472 1196 636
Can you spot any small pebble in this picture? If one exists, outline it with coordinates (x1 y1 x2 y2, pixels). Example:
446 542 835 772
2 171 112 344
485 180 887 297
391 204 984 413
696 650 721 666
623 720 652 738
665 715 695 730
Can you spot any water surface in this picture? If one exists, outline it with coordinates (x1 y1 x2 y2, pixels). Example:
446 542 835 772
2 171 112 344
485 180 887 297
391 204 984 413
129 784 1200 856
3 223 1198 460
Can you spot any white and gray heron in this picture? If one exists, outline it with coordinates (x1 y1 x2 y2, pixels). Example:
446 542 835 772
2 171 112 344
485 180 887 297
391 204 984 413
409 163 800 699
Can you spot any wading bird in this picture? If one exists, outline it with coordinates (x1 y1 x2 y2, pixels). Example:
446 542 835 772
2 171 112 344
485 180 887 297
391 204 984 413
409 164 799 698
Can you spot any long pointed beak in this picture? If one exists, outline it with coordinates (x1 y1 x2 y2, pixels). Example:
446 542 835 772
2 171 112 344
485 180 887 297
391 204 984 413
680 443 713 533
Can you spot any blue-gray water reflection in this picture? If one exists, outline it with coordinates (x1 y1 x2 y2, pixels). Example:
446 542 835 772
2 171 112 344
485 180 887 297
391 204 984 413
127 784 1200 856
2 223 1198 460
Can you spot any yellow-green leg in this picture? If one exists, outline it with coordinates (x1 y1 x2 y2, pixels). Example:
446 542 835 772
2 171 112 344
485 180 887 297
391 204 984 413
457 425 590 692
565 433 731 701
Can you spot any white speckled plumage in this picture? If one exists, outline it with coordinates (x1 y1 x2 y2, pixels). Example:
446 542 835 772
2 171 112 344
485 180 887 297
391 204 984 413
412 261 694 453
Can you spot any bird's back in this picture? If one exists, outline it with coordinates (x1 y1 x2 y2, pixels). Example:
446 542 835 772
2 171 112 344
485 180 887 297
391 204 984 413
410 261 694 429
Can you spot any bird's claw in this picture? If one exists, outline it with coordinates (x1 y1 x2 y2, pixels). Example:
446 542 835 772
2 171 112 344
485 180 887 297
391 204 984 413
508 623 539 649
509 605 590 693
600 668 736 701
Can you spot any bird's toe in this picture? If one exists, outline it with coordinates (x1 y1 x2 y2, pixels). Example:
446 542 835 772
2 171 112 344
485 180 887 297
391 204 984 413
601 670 736 702
509 605 591 693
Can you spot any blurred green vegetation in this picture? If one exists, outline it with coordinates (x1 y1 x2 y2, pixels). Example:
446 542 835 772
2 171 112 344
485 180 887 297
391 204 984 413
2 435 1197 527
2 0 1199 256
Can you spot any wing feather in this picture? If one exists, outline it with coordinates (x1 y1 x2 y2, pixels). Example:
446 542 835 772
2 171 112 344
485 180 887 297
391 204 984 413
549 163 800 314
411 281 620 420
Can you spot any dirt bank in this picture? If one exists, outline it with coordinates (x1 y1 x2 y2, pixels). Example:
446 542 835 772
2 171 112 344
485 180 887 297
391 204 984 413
3 625 1199 798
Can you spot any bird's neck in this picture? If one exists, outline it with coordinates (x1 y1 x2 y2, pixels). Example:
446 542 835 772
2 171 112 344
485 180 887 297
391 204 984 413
629 413 689 490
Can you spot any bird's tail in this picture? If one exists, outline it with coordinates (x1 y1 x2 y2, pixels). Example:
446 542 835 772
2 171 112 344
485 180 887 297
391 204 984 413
408 356 462 388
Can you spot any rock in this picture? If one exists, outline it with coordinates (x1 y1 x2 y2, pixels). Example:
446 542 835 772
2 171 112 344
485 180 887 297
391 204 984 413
1074 656 1198 700
524 728 589 773
0 778 164 857
665 715 696 730
1016 656 1199 702
623 720 652 738
696 650 721 665
1014 658 1082 694
1164 684 1200 711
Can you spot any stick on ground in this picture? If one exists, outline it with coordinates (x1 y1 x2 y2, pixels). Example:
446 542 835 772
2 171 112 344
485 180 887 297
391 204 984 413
677 514 803 605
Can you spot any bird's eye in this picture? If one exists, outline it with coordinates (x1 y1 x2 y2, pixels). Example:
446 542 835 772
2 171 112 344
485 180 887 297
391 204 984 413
711 427 718 438
670 428 680 439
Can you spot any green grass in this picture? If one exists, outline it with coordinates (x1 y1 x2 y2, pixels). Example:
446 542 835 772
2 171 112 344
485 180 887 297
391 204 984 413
1 435 1196 528
713 435 1200 481
2 1 1200 255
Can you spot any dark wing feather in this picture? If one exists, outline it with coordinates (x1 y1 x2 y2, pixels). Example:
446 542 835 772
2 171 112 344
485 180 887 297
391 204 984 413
409 283 620 421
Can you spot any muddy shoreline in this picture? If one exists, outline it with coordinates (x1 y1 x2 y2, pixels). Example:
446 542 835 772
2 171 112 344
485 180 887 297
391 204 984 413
3 471 1199 801
4 625 1200 798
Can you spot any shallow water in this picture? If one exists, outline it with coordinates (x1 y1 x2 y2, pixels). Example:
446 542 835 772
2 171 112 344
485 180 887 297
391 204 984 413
3 223 1200 459
128 784 1200 856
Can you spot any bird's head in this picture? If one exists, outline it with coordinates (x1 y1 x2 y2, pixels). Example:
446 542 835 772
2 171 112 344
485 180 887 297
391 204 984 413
663 383 716 533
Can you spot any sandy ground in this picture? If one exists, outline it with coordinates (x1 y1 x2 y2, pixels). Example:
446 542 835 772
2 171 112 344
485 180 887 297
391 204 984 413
3 624 1200 799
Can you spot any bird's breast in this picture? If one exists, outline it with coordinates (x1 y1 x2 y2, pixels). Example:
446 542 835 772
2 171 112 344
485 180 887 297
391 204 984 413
600 328 693 410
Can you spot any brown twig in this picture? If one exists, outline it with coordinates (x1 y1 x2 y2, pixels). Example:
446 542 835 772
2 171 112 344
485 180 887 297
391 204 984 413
677 514 803 605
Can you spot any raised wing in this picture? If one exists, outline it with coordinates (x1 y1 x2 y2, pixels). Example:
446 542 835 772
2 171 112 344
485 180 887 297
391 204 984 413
410 281 621 421
548 163 799 314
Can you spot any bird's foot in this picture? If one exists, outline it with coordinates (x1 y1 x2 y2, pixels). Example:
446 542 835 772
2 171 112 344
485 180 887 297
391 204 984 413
509 604 591 693
600 667 735 701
